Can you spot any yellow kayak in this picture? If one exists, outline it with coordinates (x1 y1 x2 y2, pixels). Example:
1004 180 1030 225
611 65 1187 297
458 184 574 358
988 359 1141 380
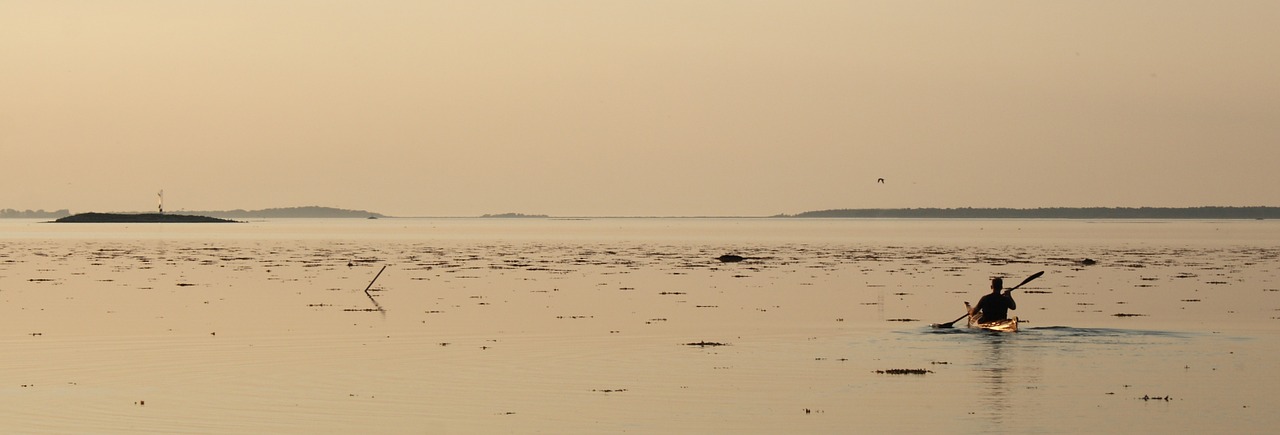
964 302 1019 332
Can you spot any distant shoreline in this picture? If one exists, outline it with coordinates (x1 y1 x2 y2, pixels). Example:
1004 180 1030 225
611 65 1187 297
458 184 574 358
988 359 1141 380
2 206 384 220
8 206 1280 220
778 207 1280 219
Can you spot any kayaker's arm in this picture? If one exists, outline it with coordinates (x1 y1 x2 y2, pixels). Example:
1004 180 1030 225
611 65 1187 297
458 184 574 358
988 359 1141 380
1002 292 1017 310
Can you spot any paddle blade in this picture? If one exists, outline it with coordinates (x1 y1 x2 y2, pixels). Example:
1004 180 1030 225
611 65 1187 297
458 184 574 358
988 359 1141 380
1010 271 1045 291
931 312 969 329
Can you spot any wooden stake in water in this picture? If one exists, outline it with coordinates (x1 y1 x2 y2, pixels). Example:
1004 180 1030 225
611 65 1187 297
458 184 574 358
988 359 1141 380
363 265 387 314
364 265 387 295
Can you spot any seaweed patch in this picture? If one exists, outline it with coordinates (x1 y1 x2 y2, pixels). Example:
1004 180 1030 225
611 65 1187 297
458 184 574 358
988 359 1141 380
875 368 932 375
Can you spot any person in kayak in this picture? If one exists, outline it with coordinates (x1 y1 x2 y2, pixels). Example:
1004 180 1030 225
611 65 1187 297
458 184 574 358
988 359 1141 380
970 277 1016 323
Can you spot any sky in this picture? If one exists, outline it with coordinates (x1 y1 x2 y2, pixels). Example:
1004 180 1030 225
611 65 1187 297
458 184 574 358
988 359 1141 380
3 1 1278 217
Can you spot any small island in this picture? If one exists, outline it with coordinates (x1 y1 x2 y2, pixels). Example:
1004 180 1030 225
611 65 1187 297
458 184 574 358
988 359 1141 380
53 213 239 223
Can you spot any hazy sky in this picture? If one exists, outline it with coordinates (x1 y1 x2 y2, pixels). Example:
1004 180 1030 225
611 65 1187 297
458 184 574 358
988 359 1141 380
3 1 1278 216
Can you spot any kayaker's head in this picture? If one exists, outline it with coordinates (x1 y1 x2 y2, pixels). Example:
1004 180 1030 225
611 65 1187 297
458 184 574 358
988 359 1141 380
990 277 1004 293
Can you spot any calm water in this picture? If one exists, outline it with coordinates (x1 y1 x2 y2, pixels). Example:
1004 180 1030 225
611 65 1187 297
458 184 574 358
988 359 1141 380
1 218 1277 433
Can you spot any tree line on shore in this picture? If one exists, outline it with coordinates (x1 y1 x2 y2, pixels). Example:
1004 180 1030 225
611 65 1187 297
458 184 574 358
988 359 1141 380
0 209 71 218
0 206 381 219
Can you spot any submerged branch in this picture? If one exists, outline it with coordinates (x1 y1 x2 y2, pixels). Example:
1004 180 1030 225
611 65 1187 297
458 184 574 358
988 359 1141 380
355 265 387 314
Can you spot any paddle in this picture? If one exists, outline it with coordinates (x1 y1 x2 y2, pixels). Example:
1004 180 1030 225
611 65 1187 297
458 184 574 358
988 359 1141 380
930 312 970 329
930 271 1044 328
1004 270 1045 294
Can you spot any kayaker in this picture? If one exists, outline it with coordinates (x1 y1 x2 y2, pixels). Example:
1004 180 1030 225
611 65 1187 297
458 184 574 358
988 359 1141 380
970 277 1016 323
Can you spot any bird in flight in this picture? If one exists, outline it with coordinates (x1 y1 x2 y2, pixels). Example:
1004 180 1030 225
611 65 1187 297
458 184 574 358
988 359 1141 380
877 178 885 184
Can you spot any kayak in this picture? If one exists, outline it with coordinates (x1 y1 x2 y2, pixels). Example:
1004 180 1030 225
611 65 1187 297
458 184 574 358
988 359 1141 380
963 302 1018 332
968 315 1018 332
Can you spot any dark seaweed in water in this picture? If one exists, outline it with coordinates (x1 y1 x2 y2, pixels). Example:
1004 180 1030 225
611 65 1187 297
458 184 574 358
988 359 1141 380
876 368 932 375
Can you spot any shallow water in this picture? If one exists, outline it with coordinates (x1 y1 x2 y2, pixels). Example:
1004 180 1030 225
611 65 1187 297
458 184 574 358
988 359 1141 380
1 218 1277 433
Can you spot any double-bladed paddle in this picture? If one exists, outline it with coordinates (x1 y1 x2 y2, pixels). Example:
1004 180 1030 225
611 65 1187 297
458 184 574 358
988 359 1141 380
930 271 1044 328
1004 270 1044 294
930 312 971 329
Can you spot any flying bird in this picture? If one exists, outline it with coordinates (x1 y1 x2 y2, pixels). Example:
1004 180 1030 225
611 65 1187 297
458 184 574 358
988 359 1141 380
877 178 885 184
